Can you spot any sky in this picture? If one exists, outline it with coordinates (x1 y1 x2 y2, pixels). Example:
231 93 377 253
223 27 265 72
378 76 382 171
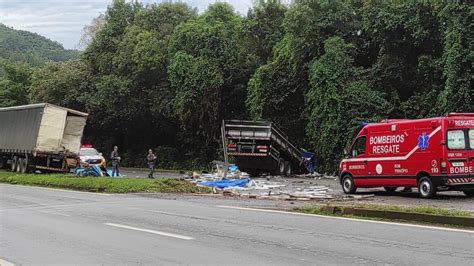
0 0 254 50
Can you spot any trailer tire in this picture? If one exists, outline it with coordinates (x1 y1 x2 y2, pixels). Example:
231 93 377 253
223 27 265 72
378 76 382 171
278 159 286 175
11 156 18 172
16 158 23 173
285 161 292 176
20 157 28 174
342 174 357 194
418 176 436 198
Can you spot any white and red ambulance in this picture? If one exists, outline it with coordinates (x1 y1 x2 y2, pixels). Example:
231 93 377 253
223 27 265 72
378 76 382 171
339 113 474 198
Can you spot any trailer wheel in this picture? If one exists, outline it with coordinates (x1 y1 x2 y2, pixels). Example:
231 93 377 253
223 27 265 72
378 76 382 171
342 174 357 194
11 156 18 172
20 157 28 174
418 177 436 198
16 158 23 173
278 159 286 175
285 161 292 176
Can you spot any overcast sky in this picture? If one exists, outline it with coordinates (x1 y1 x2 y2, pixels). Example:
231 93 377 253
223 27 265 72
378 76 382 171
0 0 254 50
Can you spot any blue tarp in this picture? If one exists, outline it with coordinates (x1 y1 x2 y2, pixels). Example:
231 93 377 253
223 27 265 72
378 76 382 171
75 165 102 177
107 169 124 177
200 178 250 189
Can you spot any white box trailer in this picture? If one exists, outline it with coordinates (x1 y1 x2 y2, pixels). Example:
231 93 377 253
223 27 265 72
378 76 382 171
0 103 88 173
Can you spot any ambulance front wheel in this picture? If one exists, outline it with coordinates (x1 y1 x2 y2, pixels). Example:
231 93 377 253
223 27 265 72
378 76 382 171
342 175 357 194
418 177 436 198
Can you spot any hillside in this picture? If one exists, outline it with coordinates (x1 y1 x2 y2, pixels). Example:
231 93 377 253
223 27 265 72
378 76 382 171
0 23 80 67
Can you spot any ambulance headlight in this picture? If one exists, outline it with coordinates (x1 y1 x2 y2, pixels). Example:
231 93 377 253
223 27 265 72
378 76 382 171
441 161 447 168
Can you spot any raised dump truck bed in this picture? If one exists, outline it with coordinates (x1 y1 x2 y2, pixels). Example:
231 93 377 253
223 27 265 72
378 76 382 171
222 120 307 175
0 103 88 173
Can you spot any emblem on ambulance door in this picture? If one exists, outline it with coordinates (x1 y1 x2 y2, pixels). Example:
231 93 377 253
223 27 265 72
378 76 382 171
418 133 430 151
376 164 383 174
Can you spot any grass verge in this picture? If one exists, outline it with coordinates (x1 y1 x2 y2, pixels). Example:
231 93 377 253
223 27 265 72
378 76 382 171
0 172 211 194
294 204 473 228
296 204 471 218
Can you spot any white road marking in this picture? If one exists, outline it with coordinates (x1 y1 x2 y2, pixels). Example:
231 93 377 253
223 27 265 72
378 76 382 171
217 205 474 234
0 183 113 196
0 258 15 266
104 223 194 240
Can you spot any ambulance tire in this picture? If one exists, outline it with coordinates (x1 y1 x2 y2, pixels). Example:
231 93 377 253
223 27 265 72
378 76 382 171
342 175 357 194
418 177 436 198
384 187 397 194
462 190 474 198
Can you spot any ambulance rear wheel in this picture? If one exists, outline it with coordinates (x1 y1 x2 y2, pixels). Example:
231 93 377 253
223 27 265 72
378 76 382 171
342 175 357 194
418 177 436 198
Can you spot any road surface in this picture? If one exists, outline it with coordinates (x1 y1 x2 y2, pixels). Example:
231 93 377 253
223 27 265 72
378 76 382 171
1 184 473 265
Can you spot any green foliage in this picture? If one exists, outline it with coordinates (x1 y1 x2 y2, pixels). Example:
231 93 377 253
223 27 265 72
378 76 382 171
306 37 390 172
0 62 32 107
5 0 472 172
0 23 79 69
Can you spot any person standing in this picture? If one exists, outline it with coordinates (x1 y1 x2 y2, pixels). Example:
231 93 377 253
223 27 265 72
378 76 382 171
110 146 120 177
147 149 157 179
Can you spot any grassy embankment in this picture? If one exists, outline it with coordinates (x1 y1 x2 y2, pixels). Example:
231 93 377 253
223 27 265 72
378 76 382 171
297 204 471 218
0 171 210 193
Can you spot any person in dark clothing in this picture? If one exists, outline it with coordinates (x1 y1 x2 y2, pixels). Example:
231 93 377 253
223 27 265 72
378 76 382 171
147 149 157 179
110 146 120 177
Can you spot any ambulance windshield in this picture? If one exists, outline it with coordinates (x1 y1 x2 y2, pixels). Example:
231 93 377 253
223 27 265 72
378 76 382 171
447 130 465 149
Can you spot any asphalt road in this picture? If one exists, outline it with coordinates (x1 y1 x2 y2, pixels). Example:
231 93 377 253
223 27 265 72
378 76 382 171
1 184 473 265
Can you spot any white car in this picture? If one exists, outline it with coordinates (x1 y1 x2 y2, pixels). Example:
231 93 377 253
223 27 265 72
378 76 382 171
78 147 106 168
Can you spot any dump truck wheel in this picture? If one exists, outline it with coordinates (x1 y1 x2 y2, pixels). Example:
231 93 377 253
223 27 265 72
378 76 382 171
285 161 292 176
11 156 18 172
418 177 436 198
342 174 357 194
278 159 286 175
16 158 23 173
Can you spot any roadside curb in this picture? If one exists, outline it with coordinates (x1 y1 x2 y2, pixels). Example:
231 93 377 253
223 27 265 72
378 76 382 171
322 206 474 228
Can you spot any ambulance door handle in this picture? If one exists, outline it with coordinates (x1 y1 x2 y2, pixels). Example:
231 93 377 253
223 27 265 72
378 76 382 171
364 160 368 165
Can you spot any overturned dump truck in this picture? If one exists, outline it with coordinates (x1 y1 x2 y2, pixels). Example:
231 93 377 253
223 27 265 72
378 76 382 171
222 120 308 176
0 103 88 173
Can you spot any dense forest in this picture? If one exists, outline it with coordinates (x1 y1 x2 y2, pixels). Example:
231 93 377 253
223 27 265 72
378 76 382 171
0 24 80 75
0 0 472 172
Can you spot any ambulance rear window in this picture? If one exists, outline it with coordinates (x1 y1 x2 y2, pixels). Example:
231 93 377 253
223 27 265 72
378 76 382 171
469 129 474 149
447 130 465 149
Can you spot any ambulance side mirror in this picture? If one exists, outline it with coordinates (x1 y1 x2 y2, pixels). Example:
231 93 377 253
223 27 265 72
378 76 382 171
343 149 349 157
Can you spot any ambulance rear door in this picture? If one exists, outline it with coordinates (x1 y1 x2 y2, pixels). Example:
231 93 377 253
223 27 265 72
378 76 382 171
468 129 474 180
446 128 470 182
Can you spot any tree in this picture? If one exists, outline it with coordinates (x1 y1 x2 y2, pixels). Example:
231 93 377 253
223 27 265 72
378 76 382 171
306 37 390 172
0 62 32 107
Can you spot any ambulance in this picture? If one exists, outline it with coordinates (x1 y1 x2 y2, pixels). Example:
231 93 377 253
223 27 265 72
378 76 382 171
339 113 474 198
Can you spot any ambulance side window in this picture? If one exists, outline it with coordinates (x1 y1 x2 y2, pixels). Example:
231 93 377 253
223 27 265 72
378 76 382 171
351 136 366 157
447 130 465 150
